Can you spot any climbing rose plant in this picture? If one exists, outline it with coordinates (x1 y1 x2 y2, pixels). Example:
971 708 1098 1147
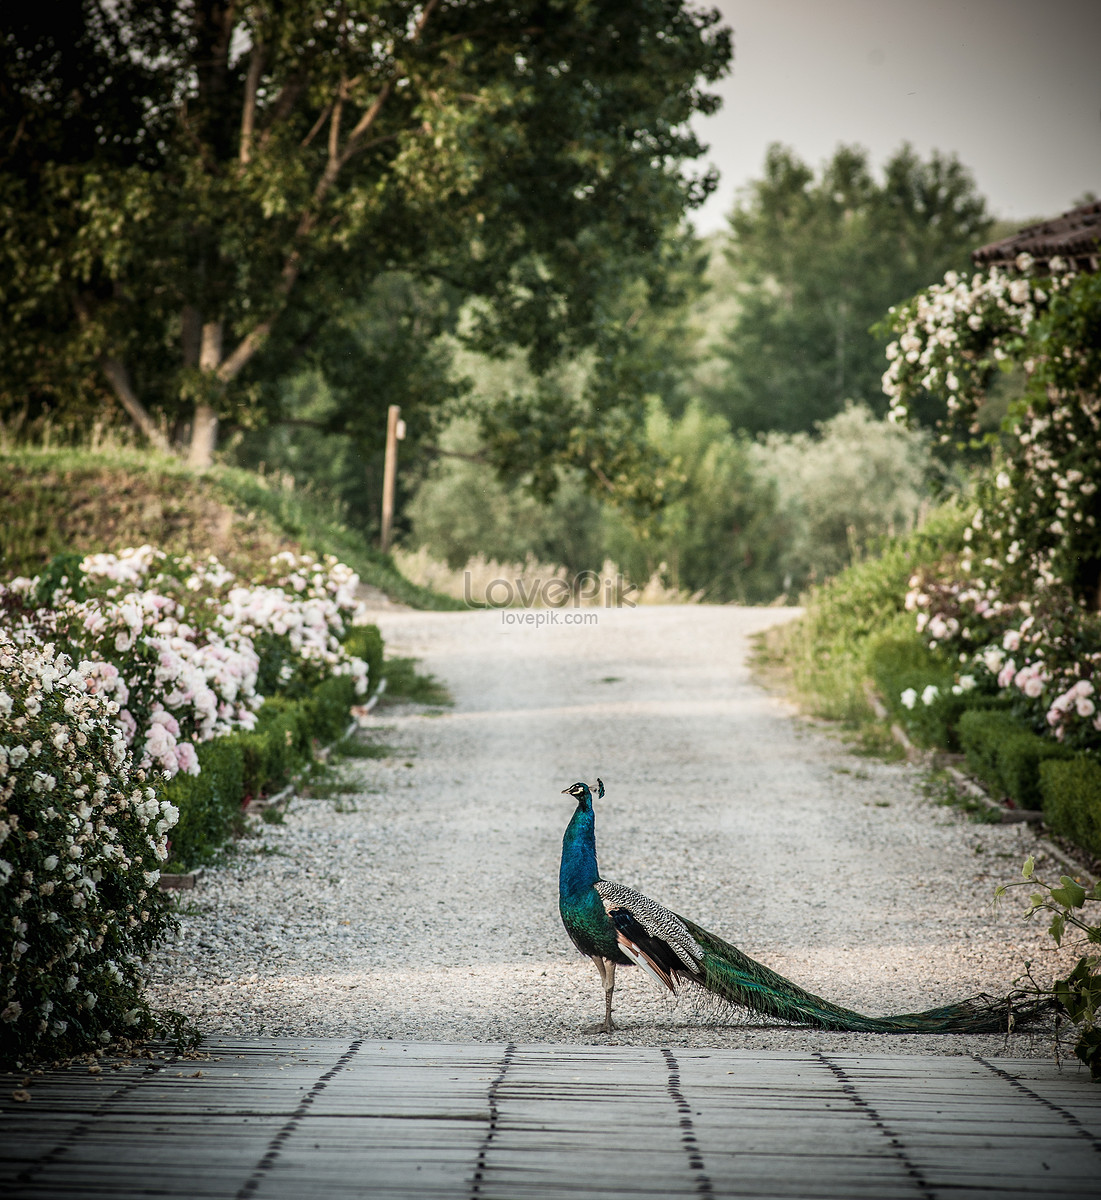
882 258 1101 606
887 255 1101 1073
880 257 1101 753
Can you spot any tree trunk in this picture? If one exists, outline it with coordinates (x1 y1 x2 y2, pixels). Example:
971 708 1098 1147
101 358 172 454
187 319 224 469
187 403 219 470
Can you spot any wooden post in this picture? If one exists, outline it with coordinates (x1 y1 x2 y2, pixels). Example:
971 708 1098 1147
380 404 403 553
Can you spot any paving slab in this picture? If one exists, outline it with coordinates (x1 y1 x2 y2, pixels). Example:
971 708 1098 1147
2 1039 1099 1199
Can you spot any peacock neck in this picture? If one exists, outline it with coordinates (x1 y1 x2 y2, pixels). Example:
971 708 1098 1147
560 801 600 901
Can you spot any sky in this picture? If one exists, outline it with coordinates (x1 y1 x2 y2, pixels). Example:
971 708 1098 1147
689 0 1101 235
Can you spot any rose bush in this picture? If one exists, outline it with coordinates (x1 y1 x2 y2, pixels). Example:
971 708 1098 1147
0 631 177 1064
0 547 373 1064
901 562 1101 754
880 257 1101 756
2 548 370 779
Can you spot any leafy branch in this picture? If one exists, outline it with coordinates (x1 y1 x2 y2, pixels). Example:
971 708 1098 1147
997 854 1101 1078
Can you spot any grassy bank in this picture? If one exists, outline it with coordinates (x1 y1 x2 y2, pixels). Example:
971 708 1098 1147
0 442 461 609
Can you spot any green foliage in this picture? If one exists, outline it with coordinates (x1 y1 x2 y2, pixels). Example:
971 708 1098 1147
773 502 971 722
381 657 452 708
1 0 731 493
602 400 784 601
406 418 606 573
344 626 384 705
957 710 1074 810
306 675 362 745
408 402 938 603
751 403 936 592
870 636 1015 752
998 856 1101 1080
1039 756 1101 861
162 623 381 868
229 272 467 539
870 637 954 740
0 442 460 609
471 224 719 517
163 670 366 869
163 736 247 870
206 462 464 611
710 143 991 434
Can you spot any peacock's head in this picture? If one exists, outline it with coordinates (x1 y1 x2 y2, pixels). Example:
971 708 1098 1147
561 778 604 803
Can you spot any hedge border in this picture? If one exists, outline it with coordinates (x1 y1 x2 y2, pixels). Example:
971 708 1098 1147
1039 756 1101 861
957 708 1075 812
162 624 382 870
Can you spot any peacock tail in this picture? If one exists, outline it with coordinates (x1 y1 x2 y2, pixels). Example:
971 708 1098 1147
679 915 1039 1034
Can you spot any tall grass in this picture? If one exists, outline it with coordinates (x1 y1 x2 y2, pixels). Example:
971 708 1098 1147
393 546 696 607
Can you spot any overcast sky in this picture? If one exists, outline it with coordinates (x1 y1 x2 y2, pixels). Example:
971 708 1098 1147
689 0 1101 235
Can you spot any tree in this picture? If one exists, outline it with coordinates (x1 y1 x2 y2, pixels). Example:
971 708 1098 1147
709 143 991 434
0 0 731 480
750 403 934 593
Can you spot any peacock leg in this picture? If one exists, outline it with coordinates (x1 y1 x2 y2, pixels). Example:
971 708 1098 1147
583 956 618 1033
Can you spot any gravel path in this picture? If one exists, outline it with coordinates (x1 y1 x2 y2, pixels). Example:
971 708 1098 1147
148 605 1075 1056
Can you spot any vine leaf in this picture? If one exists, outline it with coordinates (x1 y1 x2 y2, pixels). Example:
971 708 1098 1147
1049 876 1087 909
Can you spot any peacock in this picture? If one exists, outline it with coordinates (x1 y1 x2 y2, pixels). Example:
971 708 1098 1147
558 779 1046 1035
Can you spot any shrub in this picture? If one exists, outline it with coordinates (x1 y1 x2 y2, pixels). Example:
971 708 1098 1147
0 633 176 1066
2 547 372 781
305 675 358 745
958 709 1074 809
1040 756 1101 860
162 671 366 869
343 625 384 701
162 737 246 871
772 501 971 724
751 403 935 595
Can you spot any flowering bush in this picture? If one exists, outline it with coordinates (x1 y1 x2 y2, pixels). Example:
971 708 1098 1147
0 546 375 1063
883 263 1101 607
1 547 370 781
902 563 1101 752
0 631 177 1064
881 257 1101 758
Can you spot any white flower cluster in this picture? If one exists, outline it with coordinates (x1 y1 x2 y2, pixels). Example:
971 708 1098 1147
1 548 370 783
884 262 1101 752
0 630 176 1059
882 256 1074 425
899 684 944 710
883 262 1100 600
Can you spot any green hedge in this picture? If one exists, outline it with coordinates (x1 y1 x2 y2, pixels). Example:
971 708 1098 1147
870 636 1009 752
1040 755 1101 860
163 625 382 869
345 624 384 696
957 709 1075 811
